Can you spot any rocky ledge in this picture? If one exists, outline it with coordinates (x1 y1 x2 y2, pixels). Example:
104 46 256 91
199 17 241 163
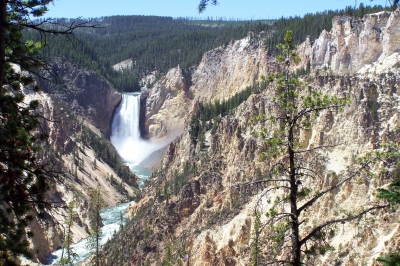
38 59 122 138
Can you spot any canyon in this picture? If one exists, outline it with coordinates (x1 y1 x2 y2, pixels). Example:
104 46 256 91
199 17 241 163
21 7 400 265
102 8 400 265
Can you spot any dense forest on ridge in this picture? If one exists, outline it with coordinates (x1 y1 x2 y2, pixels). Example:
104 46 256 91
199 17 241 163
23 4 388 92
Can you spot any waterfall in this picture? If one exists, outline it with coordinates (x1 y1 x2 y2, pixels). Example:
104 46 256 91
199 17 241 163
111 93 147 165
111 93 141 142
110 93 165 177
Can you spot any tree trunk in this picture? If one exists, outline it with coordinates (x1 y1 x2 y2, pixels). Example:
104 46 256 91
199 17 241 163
67 222 71 262
288 124 301 266
0 0 6 89
96 199 100 266
60 228 65 263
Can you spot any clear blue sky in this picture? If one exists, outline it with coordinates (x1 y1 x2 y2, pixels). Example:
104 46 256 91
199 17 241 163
44 0 387 20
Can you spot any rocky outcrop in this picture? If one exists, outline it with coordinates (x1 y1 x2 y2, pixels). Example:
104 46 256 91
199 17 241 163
297 8 400 74
140 66 191 140
140 37 278 141
112 58 134 72
190 37 274 103
38 59 122 138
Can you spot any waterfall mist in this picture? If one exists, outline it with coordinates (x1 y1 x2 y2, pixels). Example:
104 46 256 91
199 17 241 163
110 93 169 167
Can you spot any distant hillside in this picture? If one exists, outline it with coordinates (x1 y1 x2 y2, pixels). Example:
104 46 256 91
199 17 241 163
24 4 389 92
25 16 264 92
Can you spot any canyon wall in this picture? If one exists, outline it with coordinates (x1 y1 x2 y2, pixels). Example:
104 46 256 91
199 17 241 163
23 63 136 264
140 37 277 141
297 8 400 74
38 59 122 138
105 8 400 266
121 72 399 265
140 66 191 140
141 8 400 142
189 37 273 103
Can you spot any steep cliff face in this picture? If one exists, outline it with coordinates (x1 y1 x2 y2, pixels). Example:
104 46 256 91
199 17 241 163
22 65 136 264
38 59 122 138
119 73 400 266
141 37 277 141
190 38 274 103
140 66 191 140
297 8 400 74
103 9 400 266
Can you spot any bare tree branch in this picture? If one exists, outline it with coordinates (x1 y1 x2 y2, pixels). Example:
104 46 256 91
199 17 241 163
299 205 387 247
298 161 371 215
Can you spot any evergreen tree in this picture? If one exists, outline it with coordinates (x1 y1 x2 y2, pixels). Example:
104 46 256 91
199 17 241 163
1 0 51 249
0 1 96 263
87 186 105 266
60 201 79 266
376 167 400 264
0 0 57 263
377 252 400 265
197 0 218 13
250 213 262 266
250 30 387 265
119 211 123 230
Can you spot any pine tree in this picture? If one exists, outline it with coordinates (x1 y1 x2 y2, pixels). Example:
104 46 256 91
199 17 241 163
60 201 79 265
119 211 124 230
376 165 400 264
0 1 96 263
250 30 387 265
93 158 97 171
74 166 78 182
0 1 57 263
197 0 218 12
87 186 105 266
250 213 262 266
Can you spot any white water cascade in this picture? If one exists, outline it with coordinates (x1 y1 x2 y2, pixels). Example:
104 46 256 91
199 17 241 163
111 93 143 164
112 93 141 143
110 92 166 179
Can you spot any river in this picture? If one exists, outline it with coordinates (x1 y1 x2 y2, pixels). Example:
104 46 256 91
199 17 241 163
48 201 133 265
48 93 160 265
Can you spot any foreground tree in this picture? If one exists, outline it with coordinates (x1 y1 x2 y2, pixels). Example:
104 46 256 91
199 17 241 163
377 252 400 266
376 172 400 265
197 0 218 13
0 1 57 263
249 30 387 265
0 1 95 263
